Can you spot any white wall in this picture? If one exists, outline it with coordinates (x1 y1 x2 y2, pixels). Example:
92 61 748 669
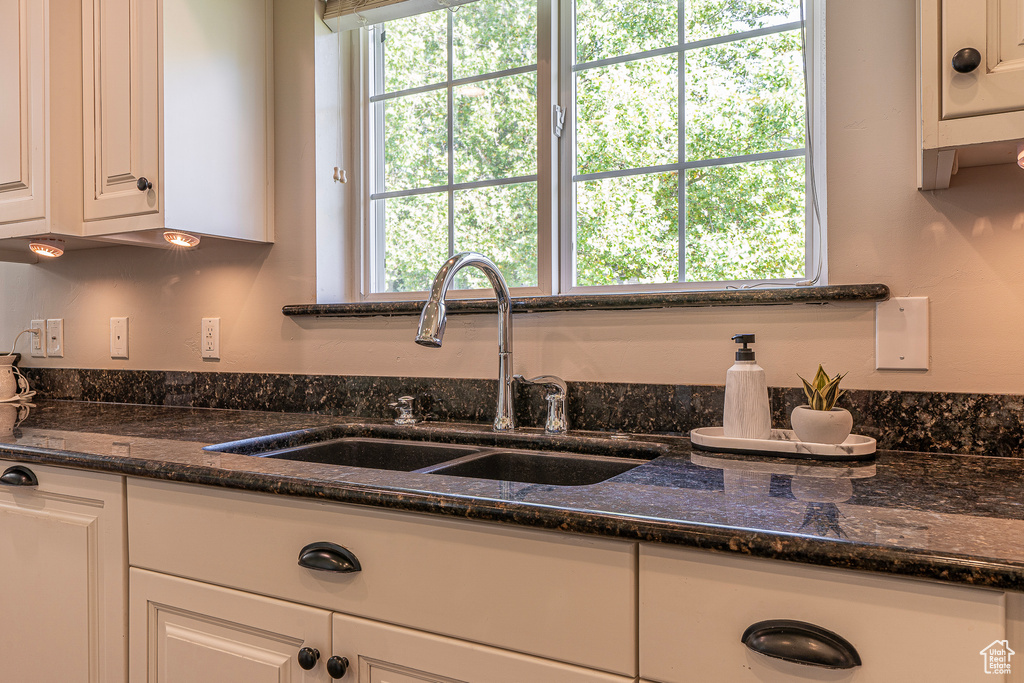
3 0 1024 394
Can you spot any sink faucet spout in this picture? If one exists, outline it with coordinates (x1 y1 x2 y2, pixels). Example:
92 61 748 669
415 252 515 431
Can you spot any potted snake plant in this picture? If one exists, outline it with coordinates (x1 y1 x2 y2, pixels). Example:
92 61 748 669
790 366 852 444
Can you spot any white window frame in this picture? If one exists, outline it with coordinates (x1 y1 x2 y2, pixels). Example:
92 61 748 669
316 0 825 304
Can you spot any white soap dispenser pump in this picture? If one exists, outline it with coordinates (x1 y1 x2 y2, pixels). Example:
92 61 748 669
723 333 771 440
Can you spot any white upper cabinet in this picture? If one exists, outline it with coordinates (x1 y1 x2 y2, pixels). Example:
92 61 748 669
82 0 160 222
0 0 46 227
0 0 87 261
942 0 1024 118
919 0 1024 189
82 0 275 244
0 0 273 261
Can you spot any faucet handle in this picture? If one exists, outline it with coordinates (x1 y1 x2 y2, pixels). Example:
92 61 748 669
514 375 567 396
514 375 568 434
388 395 419 425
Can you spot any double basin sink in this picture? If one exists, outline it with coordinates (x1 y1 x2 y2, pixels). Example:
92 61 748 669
207 428 664 487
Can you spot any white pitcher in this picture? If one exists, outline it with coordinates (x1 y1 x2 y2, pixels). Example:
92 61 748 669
0 356 28 401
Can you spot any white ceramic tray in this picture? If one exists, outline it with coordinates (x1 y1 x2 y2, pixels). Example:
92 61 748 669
689 427 876 461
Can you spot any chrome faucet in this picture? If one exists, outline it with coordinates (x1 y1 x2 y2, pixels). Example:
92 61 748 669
388 395 420 425
515 375 568 435
415 252 516 431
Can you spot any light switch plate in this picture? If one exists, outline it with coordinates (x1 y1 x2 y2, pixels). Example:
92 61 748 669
110 317 129 359
30 319 46 357
876 297 929 370
45 319 64 357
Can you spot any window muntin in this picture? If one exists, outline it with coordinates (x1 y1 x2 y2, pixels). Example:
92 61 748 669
364 0 816 297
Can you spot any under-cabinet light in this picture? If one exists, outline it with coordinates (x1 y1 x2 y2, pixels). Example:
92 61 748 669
29 239 65 258
163 231 201 248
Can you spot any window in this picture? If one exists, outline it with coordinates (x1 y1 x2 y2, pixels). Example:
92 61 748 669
367 0 541 294
571 0 810 290
346 0 823 300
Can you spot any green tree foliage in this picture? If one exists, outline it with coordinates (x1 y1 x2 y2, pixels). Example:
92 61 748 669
377 3 538 292
576 0 676 64
576 173 679 285
375 0 807 292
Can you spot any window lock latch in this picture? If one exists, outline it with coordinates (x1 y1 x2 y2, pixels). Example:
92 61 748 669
553 104 566 138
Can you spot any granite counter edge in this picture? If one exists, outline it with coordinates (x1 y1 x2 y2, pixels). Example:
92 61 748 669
1 444 1020 594
284 284 890 317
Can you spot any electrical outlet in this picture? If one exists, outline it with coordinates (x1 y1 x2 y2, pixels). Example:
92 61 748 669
201 318 220 360
45 319 64 357
29 319 46 357
110 317 129 359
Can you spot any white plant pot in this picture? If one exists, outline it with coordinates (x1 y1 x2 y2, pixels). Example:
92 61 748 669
790 405 853 445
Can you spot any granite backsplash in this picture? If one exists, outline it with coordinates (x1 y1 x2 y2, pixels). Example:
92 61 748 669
20 367 1024 458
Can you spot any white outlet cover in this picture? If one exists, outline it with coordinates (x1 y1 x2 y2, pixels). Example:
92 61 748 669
45 319 64 358
110 317 129 359
201 317 220 360
30 319 46 357
876 297 929 370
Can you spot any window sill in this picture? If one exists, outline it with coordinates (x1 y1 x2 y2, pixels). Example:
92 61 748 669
282 284 890 318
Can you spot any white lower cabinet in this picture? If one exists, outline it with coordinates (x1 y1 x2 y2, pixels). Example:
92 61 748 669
130 568 329 683
331 612 631 683
126 478 638 676
130 567 633 683
0 460 126 683
640 545 1017 682
10 464 1024 683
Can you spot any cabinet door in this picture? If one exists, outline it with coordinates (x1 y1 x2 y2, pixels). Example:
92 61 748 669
332 612 633 683
942 0 1024 118
82 0 159 221
0 461 126 683
130 568 332 683
0 0 45 226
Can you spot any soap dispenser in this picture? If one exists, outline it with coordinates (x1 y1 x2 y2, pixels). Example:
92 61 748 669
723 334 771 440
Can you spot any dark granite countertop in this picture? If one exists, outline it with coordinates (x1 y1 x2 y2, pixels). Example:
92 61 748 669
3 399 1024 592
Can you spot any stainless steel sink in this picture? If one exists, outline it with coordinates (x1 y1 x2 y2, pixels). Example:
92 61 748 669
417 450 646 486
206 429 655 485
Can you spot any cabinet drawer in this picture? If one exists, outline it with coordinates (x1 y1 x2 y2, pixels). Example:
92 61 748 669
127 478 636 676
640 545 1008 683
